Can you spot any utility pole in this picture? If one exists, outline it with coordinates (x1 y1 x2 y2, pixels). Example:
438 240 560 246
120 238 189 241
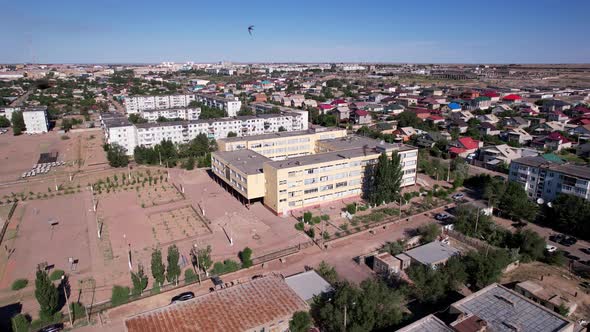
61 275 73 326
474 208 480 234
343 305 347 332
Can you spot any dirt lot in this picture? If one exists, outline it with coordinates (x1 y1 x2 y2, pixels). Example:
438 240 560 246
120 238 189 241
502 262 590 321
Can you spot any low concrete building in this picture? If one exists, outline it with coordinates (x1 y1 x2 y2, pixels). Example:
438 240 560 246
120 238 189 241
285 270 332 302
373 252 402 275
515 280 577 316
404 241 460 269
22 106 49 134
125 275 308 332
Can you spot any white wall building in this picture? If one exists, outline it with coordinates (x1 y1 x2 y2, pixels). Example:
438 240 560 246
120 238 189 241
124 94 196 114
0 107 19 121
194 93 242 117
140 108 201 122
509 156 590 202
22 107 49 134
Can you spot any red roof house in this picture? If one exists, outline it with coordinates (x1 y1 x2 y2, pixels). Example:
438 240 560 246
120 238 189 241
449 137 483 157
502 94 522 102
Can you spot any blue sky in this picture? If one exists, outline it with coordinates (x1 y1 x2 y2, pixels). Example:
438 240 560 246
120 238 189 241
1 0 589 64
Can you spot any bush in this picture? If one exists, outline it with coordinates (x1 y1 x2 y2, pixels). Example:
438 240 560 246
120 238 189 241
239 247 253 268
11 278 28 290
294 221 305 231
303 212 312 223
70 301 86 323
311 216 321 224
11 313 30 332
320 214 330 221
305 228 315 238
346 203 357 215
49 270 65 281
184 269 197 284
211 260 241 275
111 285 130 306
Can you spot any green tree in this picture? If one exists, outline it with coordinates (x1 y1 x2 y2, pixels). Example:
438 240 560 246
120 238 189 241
395 111 421 128
0 116 10 128
183 156 195 170
106 143 129 167
166 245 181 285
130 264 148 296
442 256 468 291
316 261 338 284
150 249 165 286
34 266 59 319
128 113 148 124
407 264 449 303
498 182 537 221
184 269 197 284
196 245 213 276
11 110 26 135
111 285 130 306
507 229 546 263
369 152 403 205
227 131 237 138
464 249 511 289
543 194 590 240
289 311 312 332
417 223 441 243
239 247 253 268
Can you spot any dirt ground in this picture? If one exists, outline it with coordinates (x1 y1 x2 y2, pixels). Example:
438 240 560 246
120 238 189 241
502 262 590 321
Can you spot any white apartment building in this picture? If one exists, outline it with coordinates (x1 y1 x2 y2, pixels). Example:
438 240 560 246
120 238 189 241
509 156 590 202
194 93 242 117
102 110 309 156
0 107 19 121
140 108 201 122
250 103 309 131
124 94 196 114
22 106 49 134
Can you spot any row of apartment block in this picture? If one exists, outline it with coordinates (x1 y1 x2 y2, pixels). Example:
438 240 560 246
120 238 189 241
211 133 418 215
0 106 49 134
509 156 590 202
194 93 242 117
139 108 201 122
102 109 309 155
124 94 196 114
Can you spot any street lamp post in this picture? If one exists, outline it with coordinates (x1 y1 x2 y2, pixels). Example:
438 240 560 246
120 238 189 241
61 275 73 326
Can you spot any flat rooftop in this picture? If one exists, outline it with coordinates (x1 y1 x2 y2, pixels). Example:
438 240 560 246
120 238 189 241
266 147 380 170
213 149 270 175
396 314 452 332
514 156 590 180
125 275 308 332
404 241 460 266
318 135 417 153
452 283 573 332
285 270 332 302
219 127 344 143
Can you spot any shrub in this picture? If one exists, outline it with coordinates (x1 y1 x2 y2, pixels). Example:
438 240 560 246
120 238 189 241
346 203 357 215
305 228 315 238
294 222 305 231
211 260 241 275
49 270 65 281
150 284 160 295
111 285 130 306
303 212 312 223
184 269 197 284
320 214 330 221
11 313 31 332
322 231 330 240
11 278 28 290
239 247 253 268
311 216 321 224
70 301 86 323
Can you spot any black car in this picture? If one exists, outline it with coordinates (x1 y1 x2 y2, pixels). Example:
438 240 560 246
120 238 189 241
171 291 195 304
580 248 590 255
563 237 578 246
565 252 580 261
38 324 63 332
435 213 451 221
549 234 565 243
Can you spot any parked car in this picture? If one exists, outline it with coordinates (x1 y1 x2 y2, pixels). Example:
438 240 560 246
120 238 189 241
38 323 63 332
564 252 580 261
549 233 564 243
435 213 452 221
579 248 590 255
451 193 465 201
545 245 557 253
170 291 195 304
563 236 578 246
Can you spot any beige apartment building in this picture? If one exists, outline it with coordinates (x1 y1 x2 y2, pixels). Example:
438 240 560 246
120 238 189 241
217 127 347 160
212 131 418 215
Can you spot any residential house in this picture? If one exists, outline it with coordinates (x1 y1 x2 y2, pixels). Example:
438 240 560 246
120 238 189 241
415 132 446 148
476 113 499 124
541 99 571 113
469 96 492 110
449 136 483 158
573 124 590 137
403 241 460 269
450 110 474 122
302 99 317 108
576 142 590 158
352 109 372 125
448 119 469 134
476 144 538 170
252 93 267 103
329 106 350 123
482 91 501 102
531 132 572 151
426 115 445 125
394 126 421 141
515 280 577 316
479 122 501 136
447 102 462 112
502 116 530 129
397 96 418 107
502 94 523 103
504 127 533 145
385 103 405 115
547 111 570 123
491 104 511 114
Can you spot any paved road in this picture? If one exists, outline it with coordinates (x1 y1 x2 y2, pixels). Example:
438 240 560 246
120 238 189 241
493 215 590 262
10 87 35 107
109 95 126 114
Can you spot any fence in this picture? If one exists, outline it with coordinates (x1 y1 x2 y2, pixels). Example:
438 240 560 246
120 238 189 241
0 202 17 245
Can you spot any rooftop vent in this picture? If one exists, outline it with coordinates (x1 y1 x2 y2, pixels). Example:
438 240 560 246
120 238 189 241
495 295 515 307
